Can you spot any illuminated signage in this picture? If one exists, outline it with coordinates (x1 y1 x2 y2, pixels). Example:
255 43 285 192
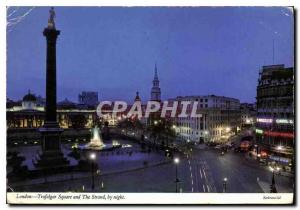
257 118 294 125
255 129 263 134
264 131 294 138
275 119 294 124
269 155 290 163
257 118 273 123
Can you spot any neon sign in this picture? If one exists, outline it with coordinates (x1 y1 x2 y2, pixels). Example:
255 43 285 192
257 118 273 123
255 129 263 134
264 131 294 138
275 119 294 124
257 118 294 125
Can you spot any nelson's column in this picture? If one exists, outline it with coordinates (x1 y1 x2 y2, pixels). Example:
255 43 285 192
34 8 69 169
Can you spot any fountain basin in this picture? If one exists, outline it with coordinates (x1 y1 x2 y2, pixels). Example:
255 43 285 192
78 143 121 151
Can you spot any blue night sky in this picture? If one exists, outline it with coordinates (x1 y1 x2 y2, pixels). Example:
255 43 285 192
7 7 294 103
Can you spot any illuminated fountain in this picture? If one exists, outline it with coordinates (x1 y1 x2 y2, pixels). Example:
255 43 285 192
87 126 105 149
78 126 121 151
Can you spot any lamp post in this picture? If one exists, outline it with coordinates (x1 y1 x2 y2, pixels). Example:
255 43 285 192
89 153 96 191
269 166 279 193
254 144 259 160
276 145 283 167
223 177 228 193
174 157 180 192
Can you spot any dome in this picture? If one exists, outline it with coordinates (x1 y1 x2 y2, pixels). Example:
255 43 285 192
23 91 37 102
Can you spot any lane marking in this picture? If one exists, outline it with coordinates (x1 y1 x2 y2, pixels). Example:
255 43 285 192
203 169 207 179
199 168 203 179
207 185 210 192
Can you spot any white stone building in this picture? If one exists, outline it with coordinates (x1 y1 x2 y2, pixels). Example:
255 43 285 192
168 95 241 143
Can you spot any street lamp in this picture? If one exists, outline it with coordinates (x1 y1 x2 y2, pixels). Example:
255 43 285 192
89 153 96 191
223 177 228 193
254 144 259 159
276 145 283 168
269 166 279 193
154 120 158 125
174 157 180 192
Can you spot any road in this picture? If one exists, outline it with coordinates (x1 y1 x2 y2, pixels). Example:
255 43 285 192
187 147 293 193
12 143 294 193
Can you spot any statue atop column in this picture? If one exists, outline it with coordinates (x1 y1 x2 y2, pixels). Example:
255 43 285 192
48 7 56 29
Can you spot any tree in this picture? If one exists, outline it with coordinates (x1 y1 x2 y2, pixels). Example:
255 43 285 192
117 118 144 135
117 118 134 135
94 118 103 128
147 118 176 147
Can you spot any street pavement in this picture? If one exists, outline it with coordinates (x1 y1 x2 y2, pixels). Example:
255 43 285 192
11 144 294 193
188 147 293 193
9 127 293 193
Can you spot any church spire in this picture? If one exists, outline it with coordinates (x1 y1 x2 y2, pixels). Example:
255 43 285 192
154 63 158 80
150 63 161 101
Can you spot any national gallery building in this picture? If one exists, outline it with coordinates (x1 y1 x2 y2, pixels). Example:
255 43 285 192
7 91 98 130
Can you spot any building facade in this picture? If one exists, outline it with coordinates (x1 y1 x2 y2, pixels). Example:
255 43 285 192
169 95 241 143
78 91 99 106
255 64 294 170
7 92 98 130
240 103 256 126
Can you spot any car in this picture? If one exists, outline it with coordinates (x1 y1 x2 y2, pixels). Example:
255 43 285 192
206 142 217 147
215 145 222 149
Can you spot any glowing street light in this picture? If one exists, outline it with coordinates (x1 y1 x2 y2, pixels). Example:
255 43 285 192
89 153 96 191
172 125 176 129
90 153 96 160
154 120 158 125
174 157 180 192
223 177 228 193
174 157 180 164
225 127 231 132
